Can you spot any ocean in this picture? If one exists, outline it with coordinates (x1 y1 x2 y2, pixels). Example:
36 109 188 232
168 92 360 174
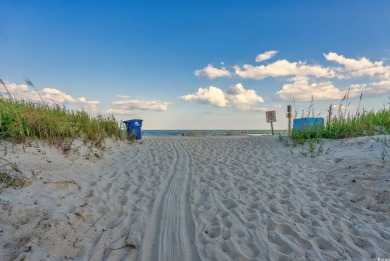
141 130 288 137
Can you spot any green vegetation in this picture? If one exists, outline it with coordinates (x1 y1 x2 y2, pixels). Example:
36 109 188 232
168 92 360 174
291 95 390 143
0 79 137 151
0 96 136 189
0 97 135 149
0 80 137 190
282 94 390 159
0 157 25 189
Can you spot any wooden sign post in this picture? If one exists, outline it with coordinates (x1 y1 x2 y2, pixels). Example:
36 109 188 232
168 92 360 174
287 105 292 135
265 110 276 135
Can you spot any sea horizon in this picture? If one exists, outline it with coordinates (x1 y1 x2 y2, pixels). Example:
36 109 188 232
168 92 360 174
141 129 288 137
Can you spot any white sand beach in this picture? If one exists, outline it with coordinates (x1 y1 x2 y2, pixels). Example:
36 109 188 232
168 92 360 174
0 136 389 260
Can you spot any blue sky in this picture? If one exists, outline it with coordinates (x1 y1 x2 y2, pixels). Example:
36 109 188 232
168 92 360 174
1 1 390 129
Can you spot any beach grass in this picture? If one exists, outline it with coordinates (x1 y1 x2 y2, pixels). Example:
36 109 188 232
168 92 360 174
0 97 134 150
291 95 390 143
280 94 390 159
0 157 25 189
0 93 137 188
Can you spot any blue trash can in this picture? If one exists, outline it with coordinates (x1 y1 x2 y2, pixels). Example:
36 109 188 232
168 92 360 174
123 119 143 140
293 117 324 131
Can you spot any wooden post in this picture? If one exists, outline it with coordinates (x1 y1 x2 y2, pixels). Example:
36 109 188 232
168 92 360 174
287 105 292 135
270 122 274 135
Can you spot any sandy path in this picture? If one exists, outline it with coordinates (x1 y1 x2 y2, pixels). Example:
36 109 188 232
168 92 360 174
142 139 200 261
83 139 176 260
0 136 389 260
184 136 390 260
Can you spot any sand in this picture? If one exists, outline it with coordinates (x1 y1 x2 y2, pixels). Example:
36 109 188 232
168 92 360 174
0 135 389 260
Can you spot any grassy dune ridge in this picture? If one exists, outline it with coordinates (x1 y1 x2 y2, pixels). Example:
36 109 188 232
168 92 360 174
0 97 131 149
0 97 135 188
282 95 390 160
291 95 390 141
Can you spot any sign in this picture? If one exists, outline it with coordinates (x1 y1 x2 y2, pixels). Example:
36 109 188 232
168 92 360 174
266 111 276 123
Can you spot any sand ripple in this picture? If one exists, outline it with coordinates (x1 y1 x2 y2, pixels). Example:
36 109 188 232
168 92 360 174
0 136 389 260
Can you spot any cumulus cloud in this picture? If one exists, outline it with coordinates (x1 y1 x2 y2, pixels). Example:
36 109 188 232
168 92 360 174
255 50 278 62
111 100 169 111
78 97 100 108
117 94 130 99
322 53 390 97
196 52 389 84
1 80 99 110
181 84 264 110
0 81 29 99
324 52 380 71
372 79 390 87
105 108 134 115
225 83 264 109
276 76 345 101
34 88 99 109
349 80 390 97
194 64 232 79
278 77 389 101
40 88 76 103
108 96 170 115
3 81 29 92
235 59 336 80
181 86 228 107
324 52 390 79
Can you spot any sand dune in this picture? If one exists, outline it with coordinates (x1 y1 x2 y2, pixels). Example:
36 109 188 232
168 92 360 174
0 136 389 260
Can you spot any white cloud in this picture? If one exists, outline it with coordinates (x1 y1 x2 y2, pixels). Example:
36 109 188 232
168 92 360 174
2 81 29 92
0 81 29 99
37 88 100 109
276 76 345 101
181 86 228 108
181 84 264 110
331 104 356 112
106 108 133 115
324 52 380 71
348 84 371 97
255 50 278 62
372 79 390 87
40 88 76 103
106 99 170 115
349 79 390 97
382 68 390 80
225 83 264 109
351 66 387 78
235 59 336 80
78 97 100 108
112 100 169 111
324 52 390 79
194 64 232 79
1 80 99 110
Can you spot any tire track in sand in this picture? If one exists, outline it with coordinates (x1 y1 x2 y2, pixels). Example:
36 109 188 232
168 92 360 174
141 139 200 261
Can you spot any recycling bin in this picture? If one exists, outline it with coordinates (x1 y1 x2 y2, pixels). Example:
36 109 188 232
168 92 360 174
293 117 324 131
123 119 143 140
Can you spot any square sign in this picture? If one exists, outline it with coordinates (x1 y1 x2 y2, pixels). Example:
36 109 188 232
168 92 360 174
266 110 276 123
